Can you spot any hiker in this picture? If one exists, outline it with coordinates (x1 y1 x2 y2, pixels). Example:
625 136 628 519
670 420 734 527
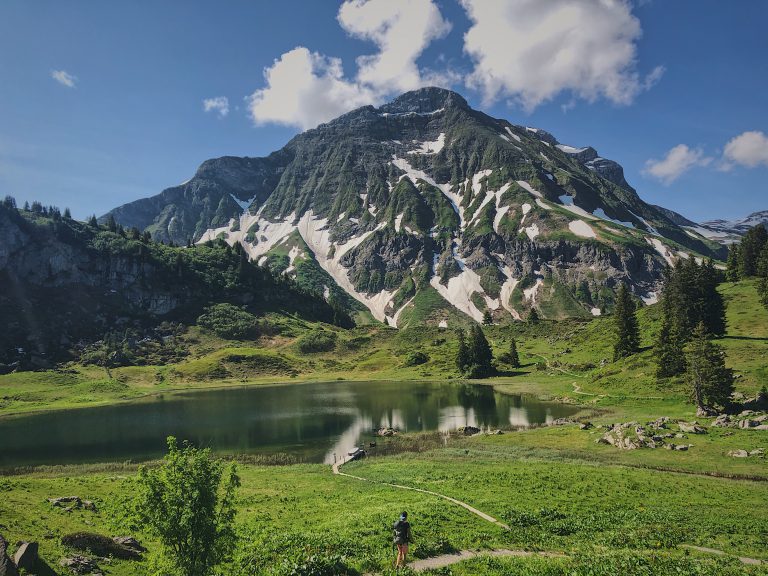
393 511 412 568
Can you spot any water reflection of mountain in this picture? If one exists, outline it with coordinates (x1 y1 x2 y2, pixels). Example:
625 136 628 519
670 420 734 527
0 381 577 468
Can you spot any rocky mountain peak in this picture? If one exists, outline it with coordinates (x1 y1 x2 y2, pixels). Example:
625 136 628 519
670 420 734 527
378 86 468 115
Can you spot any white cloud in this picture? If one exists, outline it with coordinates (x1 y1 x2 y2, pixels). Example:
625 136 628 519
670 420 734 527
248 47 378 130
643 144 712 185
51 69 76 88
248 0 452 130
203 96 230 118
723 131 768 169
459 0 663 111
338 0 451 93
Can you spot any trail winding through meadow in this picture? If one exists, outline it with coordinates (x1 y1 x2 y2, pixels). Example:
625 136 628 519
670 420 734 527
331 458 763 571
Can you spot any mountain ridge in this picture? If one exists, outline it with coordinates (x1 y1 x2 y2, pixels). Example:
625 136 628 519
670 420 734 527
104 87 732 326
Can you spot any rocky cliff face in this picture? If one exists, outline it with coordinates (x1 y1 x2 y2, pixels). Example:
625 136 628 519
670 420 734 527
0 205 341 366
105 88 727 326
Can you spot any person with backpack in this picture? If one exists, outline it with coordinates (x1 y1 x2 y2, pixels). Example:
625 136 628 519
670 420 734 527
393 511 412 568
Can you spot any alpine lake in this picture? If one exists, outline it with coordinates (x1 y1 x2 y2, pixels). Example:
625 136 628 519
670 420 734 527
0 380 578 469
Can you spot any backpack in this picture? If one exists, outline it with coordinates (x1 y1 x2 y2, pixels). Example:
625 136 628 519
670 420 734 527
393 519 409 544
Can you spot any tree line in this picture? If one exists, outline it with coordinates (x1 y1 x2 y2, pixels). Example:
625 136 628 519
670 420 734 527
726 224 768 308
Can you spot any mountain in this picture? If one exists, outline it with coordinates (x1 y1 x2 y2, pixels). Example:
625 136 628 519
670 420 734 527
691 211 768 245
104 87 728 326
0 202 346 368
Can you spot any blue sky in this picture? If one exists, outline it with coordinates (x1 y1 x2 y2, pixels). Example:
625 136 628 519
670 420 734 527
1 0 766 222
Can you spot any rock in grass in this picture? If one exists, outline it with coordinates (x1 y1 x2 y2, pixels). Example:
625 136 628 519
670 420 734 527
579 421 593 430
12 542 37 572
60 555 100 574
678 422 707 434
61 532 142 560
728 449 749 458
0 534 20 576
112 537 146 552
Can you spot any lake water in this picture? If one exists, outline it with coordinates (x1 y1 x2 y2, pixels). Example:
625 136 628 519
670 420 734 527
0 381 577 468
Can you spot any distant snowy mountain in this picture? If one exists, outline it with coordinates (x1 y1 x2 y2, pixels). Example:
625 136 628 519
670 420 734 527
104 88 729 327
691 211 768 244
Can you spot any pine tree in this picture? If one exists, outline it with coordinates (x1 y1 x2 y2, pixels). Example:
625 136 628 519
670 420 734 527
506 338 520 368
455 329 470 373
655 316 686 379
88 215 98 227
468 324 494 377
726 244 741 281
738 225 768 278
106 215 118 232
685 322 734 411
699 259 726 336
63 207 72 219
758 244 768 309
612 282 640 361
482 309 492 325
528 308 540 324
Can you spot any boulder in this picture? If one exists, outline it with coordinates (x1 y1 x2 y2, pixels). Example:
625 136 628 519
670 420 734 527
728 449 749 458
755 425 768 430
0 535 19 576
678 422 707 434
749 448 765 457
579 422 593 430
755 414 768 423
550 418 573 427
61 532 142 560
675 444 690 451
696 406 718 417
60 555 100 575
12 542 37 572
712 415 732 428
112 537 146 552
739 419 757 429
376 427 397 437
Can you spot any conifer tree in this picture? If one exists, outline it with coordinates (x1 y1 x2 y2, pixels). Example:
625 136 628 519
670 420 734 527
506 338 520 368
468 324 494 377
726 244 741 281
88 214 98 227
685 322 734 411
455 329 469 373
63 207 72 219
612 282 640 361
482 309 493 325
655 316 686 379
738 225 767 278
528 308 540 324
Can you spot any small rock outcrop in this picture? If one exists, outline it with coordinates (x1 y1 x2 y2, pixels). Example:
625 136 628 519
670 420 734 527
0 535 19 576
594 418 704 451
48 496 97 512
678 421 707 434
12 542 37 572
60 555 100 575
61 532 143 560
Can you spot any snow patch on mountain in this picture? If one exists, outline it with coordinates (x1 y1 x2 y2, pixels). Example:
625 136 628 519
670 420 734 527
569 220 597 238
505 126 521 142
521 223 540 240
556 144 588 155
645 237 675 266
407 132 446 155
517 181 543 198
593 208 634 229
559 195 597 220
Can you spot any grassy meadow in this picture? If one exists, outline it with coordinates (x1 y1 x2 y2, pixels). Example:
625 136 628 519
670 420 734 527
0 280 766 574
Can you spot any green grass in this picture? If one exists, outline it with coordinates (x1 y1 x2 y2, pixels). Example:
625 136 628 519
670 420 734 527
1 281 767 574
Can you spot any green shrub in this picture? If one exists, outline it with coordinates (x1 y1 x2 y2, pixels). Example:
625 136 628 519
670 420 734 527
403 351 429 367
197 303 260 340
296 330 337 354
